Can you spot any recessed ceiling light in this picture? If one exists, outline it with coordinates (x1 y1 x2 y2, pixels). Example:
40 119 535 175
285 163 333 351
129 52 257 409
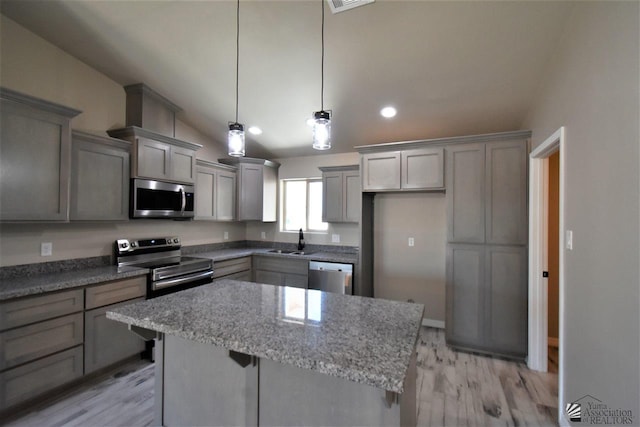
248 126 262 135
380 106 397 118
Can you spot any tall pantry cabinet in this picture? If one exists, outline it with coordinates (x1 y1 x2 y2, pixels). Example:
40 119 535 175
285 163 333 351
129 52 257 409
445 137 528 359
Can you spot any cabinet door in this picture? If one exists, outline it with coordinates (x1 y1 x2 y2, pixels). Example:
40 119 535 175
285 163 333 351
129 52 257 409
401 148 444 190
84 298 146 374
70 139 129 221
446 144 485 243
170 146 196 183
0 100 71 221
484 246 527 357
195 169 215 219
216 169 237 221
445 244 484 349
343 171 361 223
322 172 343 222
361 152 401 191
255 270 283 286
262 164 278 222
238 163 263 220
485 141 528 245
283 273 308 289
137 137 170 180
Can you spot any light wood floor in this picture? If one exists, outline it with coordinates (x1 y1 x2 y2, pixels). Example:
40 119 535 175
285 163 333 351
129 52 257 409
4 327 558 427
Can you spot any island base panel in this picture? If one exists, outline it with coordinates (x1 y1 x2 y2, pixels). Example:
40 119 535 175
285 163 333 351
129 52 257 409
259 354 416 427
157 335 258 427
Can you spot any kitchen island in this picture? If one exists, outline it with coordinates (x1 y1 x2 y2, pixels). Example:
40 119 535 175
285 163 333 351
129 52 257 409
107 279 424 427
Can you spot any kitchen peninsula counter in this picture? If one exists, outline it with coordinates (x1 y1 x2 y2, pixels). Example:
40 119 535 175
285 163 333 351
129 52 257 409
108 279 423 426
192 247 358 265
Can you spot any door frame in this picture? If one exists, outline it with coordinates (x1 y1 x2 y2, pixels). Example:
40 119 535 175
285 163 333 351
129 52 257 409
527 126 565 419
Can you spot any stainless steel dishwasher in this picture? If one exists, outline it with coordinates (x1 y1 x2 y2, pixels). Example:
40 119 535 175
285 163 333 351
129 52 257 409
308 261 353 295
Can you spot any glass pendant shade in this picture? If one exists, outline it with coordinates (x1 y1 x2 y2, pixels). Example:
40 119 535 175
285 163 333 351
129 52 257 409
228 122 245 157
312 110 331 150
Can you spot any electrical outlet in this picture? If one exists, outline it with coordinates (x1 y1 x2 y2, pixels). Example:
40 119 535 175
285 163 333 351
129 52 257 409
41 242 52 257
261 231 267 239
224 231 229 240
408 237 415 247
332 234 340 243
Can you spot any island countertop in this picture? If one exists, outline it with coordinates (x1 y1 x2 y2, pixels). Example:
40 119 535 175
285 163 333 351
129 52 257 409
107 279 424 393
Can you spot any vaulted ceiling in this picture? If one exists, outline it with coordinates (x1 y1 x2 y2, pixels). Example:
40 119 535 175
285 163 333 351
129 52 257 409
1 1 574 158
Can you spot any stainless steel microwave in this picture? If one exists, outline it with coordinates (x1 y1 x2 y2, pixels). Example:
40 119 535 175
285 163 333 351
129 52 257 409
131 178 194 219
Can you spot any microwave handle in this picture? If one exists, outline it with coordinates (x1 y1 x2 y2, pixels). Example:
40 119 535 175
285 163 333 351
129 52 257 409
180 188 186 213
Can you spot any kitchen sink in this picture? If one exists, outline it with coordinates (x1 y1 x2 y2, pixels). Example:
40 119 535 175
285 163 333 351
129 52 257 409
267 249 314 255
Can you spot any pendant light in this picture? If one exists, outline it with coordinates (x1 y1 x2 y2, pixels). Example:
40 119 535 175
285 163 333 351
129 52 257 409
228 0 245 157
312 0 331 150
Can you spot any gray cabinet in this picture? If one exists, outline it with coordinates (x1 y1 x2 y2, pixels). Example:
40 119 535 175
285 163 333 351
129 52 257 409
319 165 360 223
84 298 146 374
195 160 237 221
445 137 528 359
70 131 130 221
0 88 81 221
361 148 444 192
219 158 280 222
107 126 201 184
253 256 308 289
212 257 252 280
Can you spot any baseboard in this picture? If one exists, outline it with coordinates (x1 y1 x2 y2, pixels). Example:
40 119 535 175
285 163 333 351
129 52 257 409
422 318 445 329
548 337 559 347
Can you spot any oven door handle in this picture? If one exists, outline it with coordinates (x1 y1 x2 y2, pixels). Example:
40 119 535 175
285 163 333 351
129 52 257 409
153 270 214 290
180 188 186 213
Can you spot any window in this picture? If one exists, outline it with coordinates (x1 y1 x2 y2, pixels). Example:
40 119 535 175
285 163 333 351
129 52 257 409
282 179 328 232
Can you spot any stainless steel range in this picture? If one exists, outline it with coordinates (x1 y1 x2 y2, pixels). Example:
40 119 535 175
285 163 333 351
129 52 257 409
115 236 213 298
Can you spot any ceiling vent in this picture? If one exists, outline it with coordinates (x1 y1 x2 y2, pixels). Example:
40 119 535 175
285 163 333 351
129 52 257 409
326 0 375 14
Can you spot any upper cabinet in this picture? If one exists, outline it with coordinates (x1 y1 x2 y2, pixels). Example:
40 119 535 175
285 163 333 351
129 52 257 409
446 139 528 245
70 131 130 221
107 127 201 184
0 88 81 221
360 147 444 192
219 157 280 222
195 159 237 221
319 165 360 223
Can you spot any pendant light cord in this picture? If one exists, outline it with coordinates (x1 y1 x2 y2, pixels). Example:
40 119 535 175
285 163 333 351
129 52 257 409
235 0 240 123
321 0 325 111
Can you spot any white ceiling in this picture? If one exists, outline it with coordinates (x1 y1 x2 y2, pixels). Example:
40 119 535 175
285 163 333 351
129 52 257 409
1 0 574 159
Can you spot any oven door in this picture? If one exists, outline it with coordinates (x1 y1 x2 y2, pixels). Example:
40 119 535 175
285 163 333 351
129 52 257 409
132 178 194 219
149 270 214 298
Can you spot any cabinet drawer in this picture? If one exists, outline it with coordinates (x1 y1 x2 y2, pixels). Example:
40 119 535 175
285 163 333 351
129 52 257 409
0 313 83 370
0 345 83 411
212 257 252 279
84 298 145 374
220 270 253 282
254 257 308 276
0 289 84 331
85 276 146 309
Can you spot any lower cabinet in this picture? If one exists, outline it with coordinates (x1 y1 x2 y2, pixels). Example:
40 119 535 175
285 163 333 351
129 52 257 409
0 346 83 411
445 244 527 358
84 298 146 374
212 257 252 281
253 256 308 289
0 275 147 413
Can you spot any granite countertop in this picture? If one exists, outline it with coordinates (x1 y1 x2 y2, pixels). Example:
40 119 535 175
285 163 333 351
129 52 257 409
0 266 149 301
194 248 358 264
107 279 423 393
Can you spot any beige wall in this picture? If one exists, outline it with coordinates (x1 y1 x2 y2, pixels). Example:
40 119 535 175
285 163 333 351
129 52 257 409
0 15 243 267
373 193 446 322
523 1 639 418
246 152 360 246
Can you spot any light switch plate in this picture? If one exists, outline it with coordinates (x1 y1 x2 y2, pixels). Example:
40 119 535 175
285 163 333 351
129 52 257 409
408 237 415 247
332 234 340 243
41 242 52 257
261 231 266 239
566 230 573 250
224 231 229 240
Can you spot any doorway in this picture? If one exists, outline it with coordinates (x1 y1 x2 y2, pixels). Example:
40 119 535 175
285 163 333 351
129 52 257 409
528 126 565 421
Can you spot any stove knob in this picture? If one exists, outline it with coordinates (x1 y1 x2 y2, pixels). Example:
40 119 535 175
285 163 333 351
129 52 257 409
173 238 179 244
120 243 127 249
131 242 137 248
